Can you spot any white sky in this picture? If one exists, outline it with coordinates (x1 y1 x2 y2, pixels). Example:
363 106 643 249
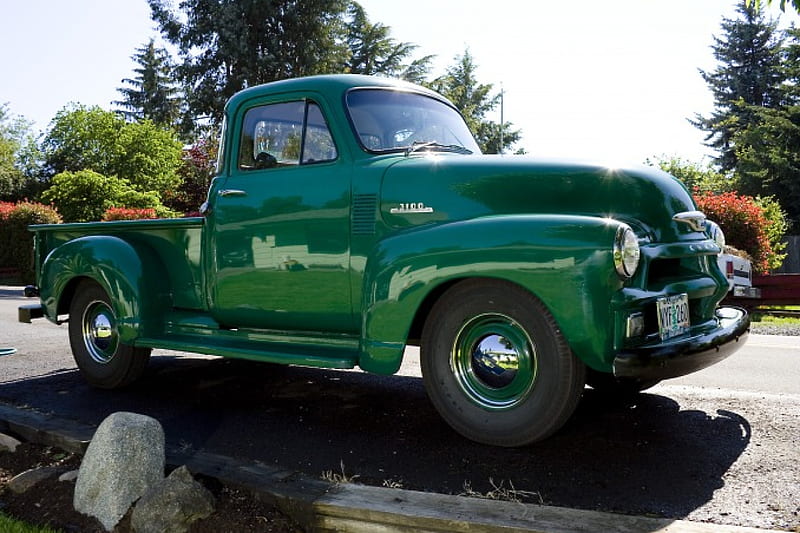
1 0 798 165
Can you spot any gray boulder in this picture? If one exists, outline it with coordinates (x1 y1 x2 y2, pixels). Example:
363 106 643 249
7 466 62 493
74 412 165 531
0 432 21 452
131 465 215 533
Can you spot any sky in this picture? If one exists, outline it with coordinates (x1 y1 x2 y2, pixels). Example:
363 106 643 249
2 0 799 166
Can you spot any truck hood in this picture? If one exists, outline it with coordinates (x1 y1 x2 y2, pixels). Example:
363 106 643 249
379 155 699 243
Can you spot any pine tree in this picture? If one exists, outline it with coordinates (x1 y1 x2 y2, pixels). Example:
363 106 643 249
734 27 800 227
148 0 350 123
114 39 182 127
691 2 785 171
430 50 521 154
343 2 433 82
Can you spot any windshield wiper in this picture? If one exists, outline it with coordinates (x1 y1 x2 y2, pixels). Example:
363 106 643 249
404 141 473 156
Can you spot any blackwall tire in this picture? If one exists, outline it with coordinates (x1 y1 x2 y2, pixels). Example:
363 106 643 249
421 279 585 447
68 280 151 389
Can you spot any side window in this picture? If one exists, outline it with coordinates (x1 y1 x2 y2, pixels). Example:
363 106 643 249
238 101 337 171
302 104 337 164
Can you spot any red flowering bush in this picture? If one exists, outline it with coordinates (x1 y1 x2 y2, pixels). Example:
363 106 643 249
693 190 774 273
102 207 158 221
0 202 15 219
0 201 62 283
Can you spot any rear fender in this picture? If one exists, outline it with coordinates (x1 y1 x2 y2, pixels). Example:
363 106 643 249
358 215 627 374
40 235 169 342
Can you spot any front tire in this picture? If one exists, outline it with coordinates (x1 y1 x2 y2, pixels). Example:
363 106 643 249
421 279 585 447
68 280 151 389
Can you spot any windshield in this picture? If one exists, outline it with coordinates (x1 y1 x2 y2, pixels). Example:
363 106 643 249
346 89 481 155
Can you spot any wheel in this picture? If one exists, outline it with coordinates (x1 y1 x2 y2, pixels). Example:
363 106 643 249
420 279 585 447
68 280 151 389
586 369 660 396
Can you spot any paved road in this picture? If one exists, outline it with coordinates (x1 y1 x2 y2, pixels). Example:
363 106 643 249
1 286 798 530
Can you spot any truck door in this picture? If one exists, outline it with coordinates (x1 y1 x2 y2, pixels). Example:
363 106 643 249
208 98 353 333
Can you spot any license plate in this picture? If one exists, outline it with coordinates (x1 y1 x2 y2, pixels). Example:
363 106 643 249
656 293 690 340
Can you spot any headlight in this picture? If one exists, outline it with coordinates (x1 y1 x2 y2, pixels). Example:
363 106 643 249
614 225 641 280
706 220 725 252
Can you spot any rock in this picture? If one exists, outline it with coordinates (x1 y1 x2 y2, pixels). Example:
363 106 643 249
0 432 22 452
74 412 165 531
59 469 79 482
131 466 215 533
8 466 62 493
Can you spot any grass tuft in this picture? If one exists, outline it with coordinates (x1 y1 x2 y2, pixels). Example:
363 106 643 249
0 513 64 533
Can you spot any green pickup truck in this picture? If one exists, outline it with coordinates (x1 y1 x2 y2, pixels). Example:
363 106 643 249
20 74 749 446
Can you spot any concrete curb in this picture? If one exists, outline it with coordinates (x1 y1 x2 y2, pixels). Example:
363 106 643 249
0 404 778 533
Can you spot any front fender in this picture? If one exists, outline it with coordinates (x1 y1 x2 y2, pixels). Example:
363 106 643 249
40 235 169 342
359 215 627 374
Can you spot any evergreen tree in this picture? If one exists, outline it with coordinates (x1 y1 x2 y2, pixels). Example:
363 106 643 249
430 50 521 154
148 0 350 123
735 99 800 227
782 27 800 104
343 2 433 82
691 2 785 171
114 39 182 127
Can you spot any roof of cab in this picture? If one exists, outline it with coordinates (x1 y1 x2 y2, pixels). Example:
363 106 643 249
224 74 448 113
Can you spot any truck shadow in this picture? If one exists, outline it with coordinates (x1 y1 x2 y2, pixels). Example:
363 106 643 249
0 355 750 524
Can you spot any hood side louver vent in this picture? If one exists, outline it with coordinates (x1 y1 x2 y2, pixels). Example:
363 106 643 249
352 194 378 235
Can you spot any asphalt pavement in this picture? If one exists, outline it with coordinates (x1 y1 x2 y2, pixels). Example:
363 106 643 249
1 285 798 531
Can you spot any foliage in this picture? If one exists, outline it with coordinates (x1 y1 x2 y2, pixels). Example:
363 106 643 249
746 0 800 14
39 170 171 223
114 39 182 128
0 104 41 202
343 2 433 82
102 207 158 221
164 137 218 214
693 189 783 273
41 105 182 195
0 512 64 533
691 2 785 171
650 156 736 193
429 50 521 154
734 103 800 227
753 194 790 266
0 201 62 284
149 0 350 123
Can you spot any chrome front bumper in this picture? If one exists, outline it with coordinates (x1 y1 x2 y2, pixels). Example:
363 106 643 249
613 307 749 381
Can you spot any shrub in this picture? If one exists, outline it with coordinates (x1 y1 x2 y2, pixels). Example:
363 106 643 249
0 201 62 283
40 170 176 222
693 189 781 273
0 201 14 218
753 195 789 271
102 207 158 221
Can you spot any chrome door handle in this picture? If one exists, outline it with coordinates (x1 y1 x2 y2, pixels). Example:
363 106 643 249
218 189 247 197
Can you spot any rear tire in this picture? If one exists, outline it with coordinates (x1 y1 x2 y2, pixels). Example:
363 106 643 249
421 279 585 447
68 280 150 389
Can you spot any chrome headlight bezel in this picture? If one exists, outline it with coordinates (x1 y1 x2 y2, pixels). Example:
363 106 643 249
705 220 726 253
614 225 641 280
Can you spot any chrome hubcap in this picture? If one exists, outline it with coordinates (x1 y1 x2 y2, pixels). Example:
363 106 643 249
81 300 118 364
451 313 537 410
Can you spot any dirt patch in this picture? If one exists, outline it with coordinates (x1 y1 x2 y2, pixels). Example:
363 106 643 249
0 441 303 532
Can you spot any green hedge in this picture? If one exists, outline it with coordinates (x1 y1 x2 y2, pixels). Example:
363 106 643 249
0 201 62 284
